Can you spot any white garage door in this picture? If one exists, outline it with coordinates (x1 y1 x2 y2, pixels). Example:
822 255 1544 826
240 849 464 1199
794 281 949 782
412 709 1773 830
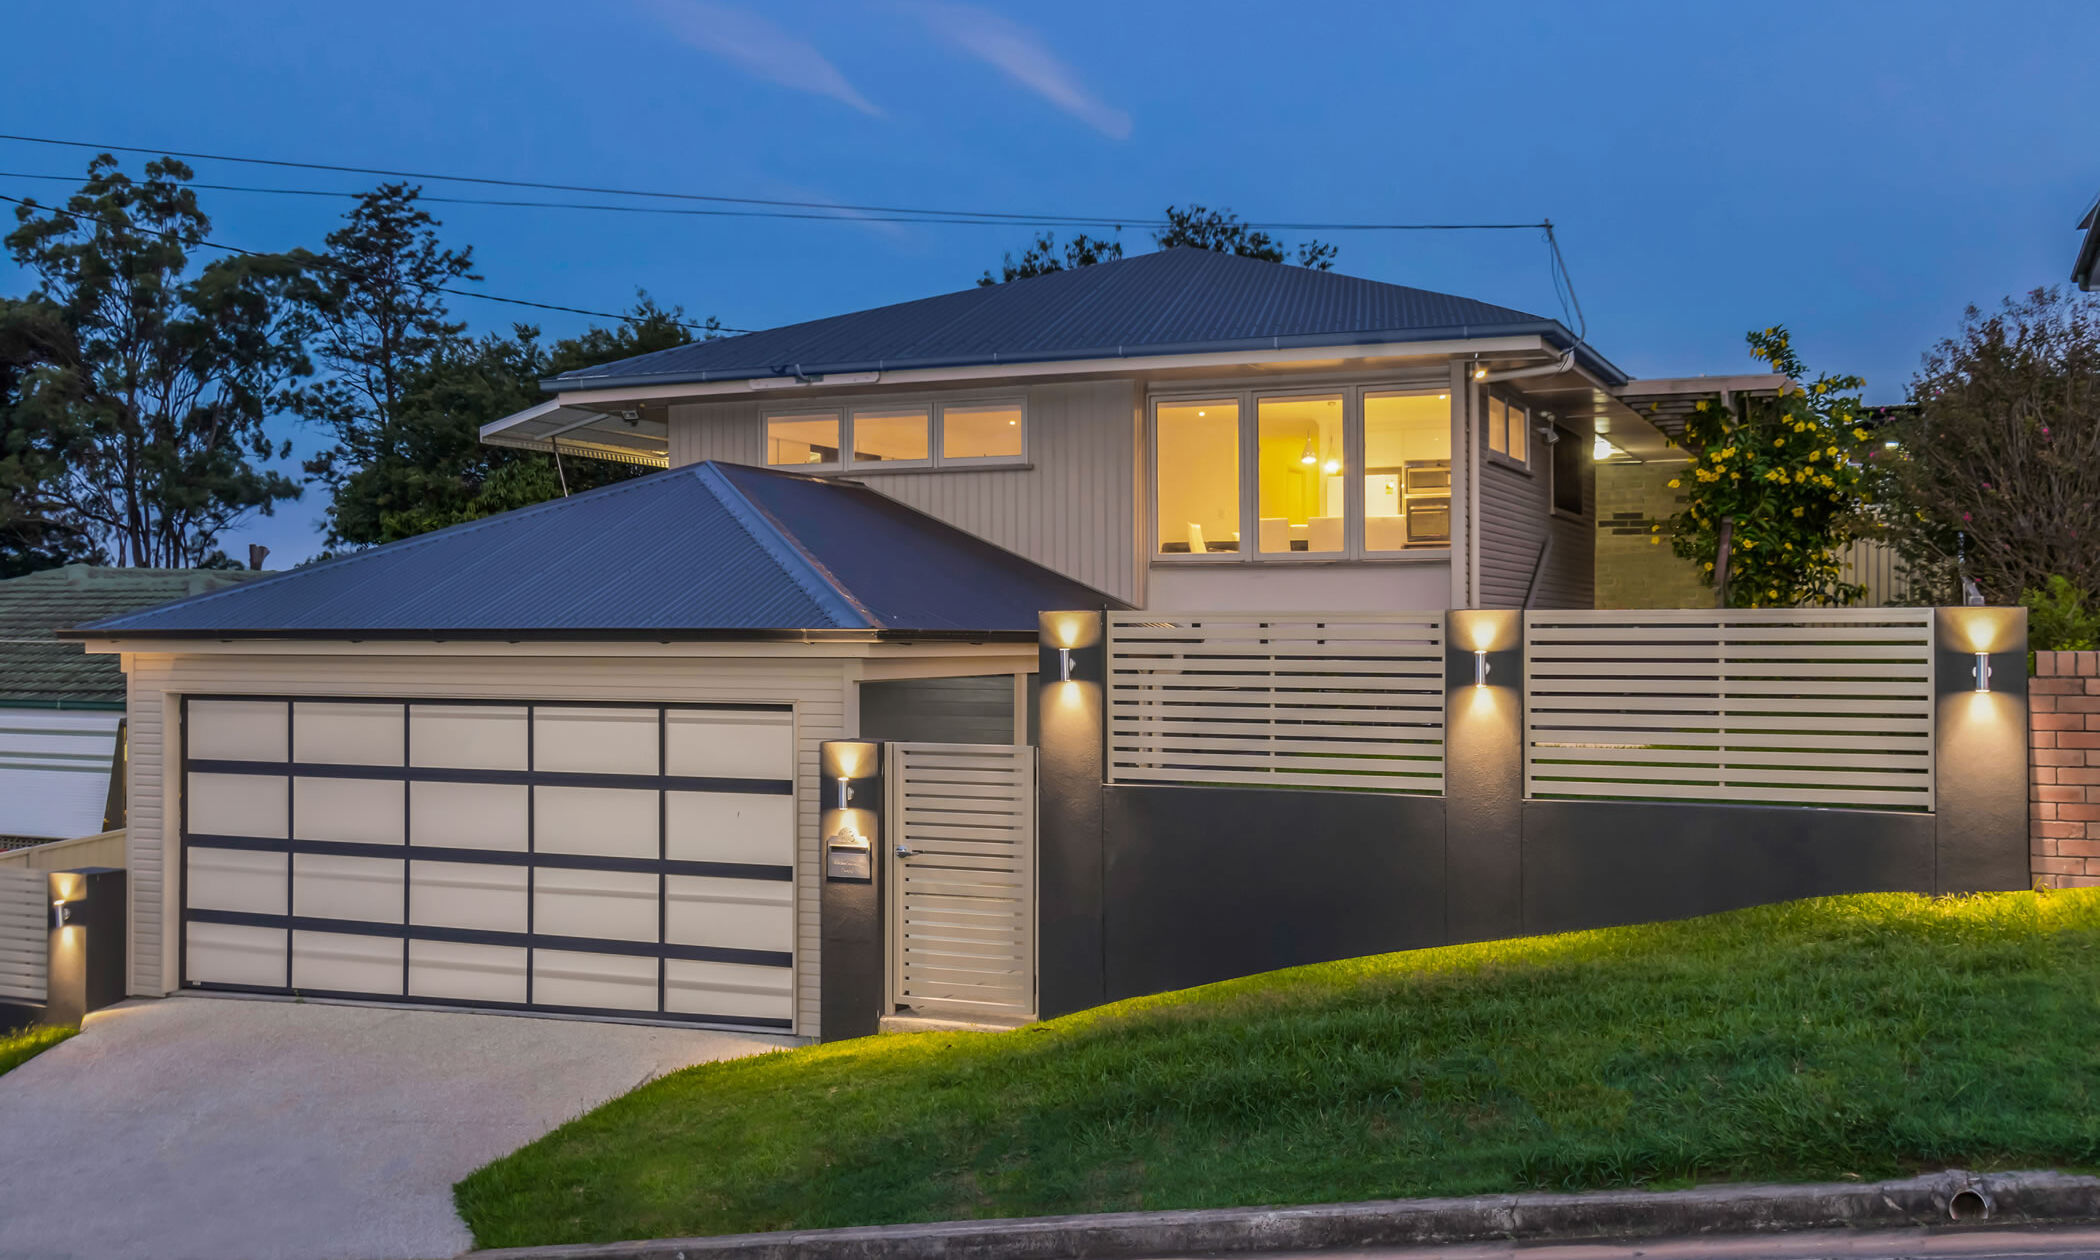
179 697 797 1031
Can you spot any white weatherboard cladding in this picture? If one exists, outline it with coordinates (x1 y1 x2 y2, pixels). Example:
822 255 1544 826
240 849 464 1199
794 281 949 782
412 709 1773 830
0 708 123 841
123 648 856 1036
0 868 48 1004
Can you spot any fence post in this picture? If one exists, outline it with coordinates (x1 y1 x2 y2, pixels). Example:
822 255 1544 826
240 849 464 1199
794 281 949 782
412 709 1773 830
1037 610 1107 1019
1932 607 2030 892
44 867 125 1028
1445 610 1525 941
817 740 884 1041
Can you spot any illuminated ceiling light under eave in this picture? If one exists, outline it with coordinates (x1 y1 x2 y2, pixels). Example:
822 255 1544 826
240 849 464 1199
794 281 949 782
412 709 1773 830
1593 435 1624 461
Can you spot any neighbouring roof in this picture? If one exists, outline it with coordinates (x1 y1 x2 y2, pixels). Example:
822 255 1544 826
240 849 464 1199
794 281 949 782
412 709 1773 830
546 247 1626 391
71 462 1124 641
0 566 262 705
2076 195 2100 292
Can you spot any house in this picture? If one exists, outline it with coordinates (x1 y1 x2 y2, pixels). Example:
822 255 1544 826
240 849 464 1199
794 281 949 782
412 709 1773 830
72 247 1798 1039
0 566 257 847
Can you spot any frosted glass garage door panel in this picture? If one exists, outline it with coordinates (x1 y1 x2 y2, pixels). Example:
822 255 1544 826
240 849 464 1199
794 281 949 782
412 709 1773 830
187 700 288 763
665 876 793 953
292 931 403 995
292 777 405 845
187 773 288 839
409 939 527 1006
410 781 527 851
408 705 528 771
292 854 404 924
664 959 793 1021
410 861 527 933
186 847 286 915
186 921 286 987
291 701 405 766
534 868 659 942
534 707 659 775
532 949 657 1012
665 710 793 780
664 792 793 866
534 786 657 859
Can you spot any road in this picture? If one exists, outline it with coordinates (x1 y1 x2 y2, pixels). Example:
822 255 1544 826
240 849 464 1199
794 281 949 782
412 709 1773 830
1246 1227 2100 1260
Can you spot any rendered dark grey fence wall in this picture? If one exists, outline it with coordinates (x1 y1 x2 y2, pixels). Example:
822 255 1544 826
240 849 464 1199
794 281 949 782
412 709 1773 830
1035 607 2033 1019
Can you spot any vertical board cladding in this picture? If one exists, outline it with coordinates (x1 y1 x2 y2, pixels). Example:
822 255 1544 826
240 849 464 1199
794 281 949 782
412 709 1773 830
669 381 1140 603
121 647 850 1036
1478 449 1593 610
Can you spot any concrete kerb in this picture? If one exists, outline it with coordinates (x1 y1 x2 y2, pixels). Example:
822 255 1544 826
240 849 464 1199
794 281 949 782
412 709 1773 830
468 1169 2100 1260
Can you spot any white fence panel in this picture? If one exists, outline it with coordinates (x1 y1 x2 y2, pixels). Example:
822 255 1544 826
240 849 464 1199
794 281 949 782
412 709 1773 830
1524 608 1936 811
1107 612 1446 795
0 868 47 1005
889 743 1036 1021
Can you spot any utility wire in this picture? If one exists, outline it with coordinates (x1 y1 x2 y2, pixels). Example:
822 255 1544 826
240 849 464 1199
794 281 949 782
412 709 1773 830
0 133 1546 233
0 190 749 335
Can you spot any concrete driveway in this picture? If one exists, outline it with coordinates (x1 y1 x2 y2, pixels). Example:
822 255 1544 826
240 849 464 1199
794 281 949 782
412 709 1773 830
0 996 792 1260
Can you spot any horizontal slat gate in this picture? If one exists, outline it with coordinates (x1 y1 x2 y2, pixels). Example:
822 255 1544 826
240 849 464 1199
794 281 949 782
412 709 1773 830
0 868 47 1005
889 743 1036 1020
1524 609 1937 811
1107 612 1446 794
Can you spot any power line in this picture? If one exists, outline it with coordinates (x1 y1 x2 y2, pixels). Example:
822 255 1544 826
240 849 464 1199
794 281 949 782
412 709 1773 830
0 190 748 335
0 132 1546 233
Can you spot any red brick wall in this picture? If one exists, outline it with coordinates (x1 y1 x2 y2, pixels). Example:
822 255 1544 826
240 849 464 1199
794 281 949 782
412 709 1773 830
2032 651 2100 888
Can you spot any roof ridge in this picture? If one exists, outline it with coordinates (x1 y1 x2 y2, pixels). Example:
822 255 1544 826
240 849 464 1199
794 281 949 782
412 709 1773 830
74 470 689 633
693 464 873 629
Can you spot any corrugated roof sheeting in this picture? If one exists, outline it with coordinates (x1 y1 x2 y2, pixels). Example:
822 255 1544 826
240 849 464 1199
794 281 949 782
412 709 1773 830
74 463 1122 639
555 247 1588 388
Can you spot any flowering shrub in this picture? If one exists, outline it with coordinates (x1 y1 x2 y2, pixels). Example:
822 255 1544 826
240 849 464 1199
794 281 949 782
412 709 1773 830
1668 328 1871 606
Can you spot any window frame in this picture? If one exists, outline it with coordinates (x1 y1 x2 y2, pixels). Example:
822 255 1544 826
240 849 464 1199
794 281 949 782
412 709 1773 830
1485 393 1533 472
1149 382 1455 565
760 394 1029 475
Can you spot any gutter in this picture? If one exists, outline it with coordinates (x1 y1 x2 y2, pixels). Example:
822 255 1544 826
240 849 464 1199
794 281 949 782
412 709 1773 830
55 627 1046 644
537 321 1629 395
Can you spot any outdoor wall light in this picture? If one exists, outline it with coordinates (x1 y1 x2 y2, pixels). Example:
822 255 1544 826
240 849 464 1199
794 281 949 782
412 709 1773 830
1974 651 1993 693
1474 648 1491 688
51 899 71 930
1058 646 1074 683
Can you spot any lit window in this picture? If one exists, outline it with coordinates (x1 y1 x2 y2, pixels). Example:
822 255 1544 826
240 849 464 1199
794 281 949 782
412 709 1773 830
1363 392 1452 551
1255 396 1344 554
1488 397 1528 463
851 408 929 464
766 413 839 467
941 404 1024 461
1155 401 1239 554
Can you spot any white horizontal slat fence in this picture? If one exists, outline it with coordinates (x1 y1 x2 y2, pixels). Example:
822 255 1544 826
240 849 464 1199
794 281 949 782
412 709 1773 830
1524 608 1936 811
1106 612 1446 795
0 868 47 1005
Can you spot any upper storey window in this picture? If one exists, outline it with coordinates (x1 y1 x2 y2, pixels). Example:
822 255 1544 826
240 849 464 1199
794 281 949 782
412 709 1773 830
764 399 1025 472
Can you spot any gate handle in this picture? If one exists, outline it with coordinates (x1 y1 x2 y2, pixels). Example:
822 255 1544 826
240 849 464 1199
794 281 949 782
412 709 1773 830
894 844 915 858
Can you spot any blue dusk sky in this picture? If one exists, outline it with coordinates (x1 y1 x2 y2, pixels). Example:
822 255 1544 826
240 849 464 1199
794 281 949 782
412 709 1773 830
5 0 2097 565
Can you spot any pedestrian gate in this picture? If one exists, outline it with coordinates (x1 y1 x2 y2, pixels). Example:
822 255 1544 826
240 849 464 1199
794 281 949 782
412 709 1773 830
886 742 1036 1021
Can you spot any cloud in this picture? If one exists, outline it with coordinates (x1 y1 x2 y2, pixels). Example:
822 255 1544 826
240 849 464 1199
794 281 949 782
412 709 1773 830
910 2 1132 140
647 0 882 117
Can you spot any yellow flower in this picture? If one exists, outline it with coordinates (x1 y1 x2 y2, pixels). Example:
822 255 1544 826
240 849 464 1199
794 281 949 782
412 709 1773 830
1774 437 1786 447
1695 399 1710 411
1668 478 1681 488
1851 428 1868 442
1703 561 1715 571
1826 445 1840 458
1791 506 1805 517
1812 382 1827 394
1649 537 1661 546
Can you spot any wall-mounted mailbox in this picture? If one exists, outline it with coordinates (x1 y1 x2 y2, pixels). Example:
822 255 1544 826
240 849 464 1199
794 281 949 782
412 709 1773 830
825 825 873 883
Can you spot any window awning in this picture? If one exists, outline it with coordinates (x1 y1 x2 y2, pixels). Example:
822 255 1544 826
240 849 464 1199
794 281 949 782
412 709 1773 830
479 399 670 467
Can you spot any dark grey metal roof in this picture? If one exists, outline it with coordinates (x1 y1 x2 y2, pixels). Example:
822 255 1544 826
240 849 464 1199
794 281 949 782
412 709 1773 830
70 463 1123 641
552 247 1625 390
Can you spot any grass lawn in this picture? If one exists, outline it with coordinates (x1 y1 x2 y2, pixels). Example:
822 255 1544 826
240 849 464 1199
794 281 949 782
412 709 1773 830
456 890 2100 1249
0 1025 74 1077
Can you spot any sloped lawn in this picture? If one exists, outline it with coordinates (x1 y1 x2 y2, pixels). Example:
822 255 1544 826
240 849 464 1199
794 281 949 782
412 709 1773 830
457 889 2100 1248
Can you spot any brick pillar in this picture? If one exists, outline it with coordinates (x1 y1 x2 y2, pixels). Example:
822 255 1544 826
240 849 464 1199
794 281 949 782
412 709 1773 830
2032 651 2100 888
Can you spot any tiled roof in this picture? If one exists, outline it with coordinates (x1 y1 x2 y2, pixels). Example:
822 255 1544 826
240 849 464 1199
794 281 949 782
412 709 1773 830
73 462 1124 641
550 246 1623 390
0 566 261 705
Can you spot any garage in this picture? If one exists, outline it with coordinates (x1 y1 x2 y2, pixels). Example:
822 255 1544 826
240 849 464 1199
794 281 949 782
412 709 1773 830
69 462 1114 1036
180 696 799 1027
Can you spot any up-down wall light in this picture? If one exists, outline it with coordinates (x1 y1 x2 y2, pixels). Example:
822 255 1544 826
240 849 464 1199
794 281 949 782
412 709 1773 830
1974 651 1992 693
1474 648 1491 688
49 870 85 930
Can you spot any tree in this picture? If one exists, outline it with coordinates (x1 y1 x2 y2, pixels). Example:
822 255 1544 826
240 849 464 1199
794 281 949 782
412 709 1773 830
328 296 710 545
2 156 305 568
0 295 103 576
1876 288 2100 604
979 204 1337 284
293 183 477 545
1667 327 1874 607
978 231 1124 285
1155 204 1337 270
